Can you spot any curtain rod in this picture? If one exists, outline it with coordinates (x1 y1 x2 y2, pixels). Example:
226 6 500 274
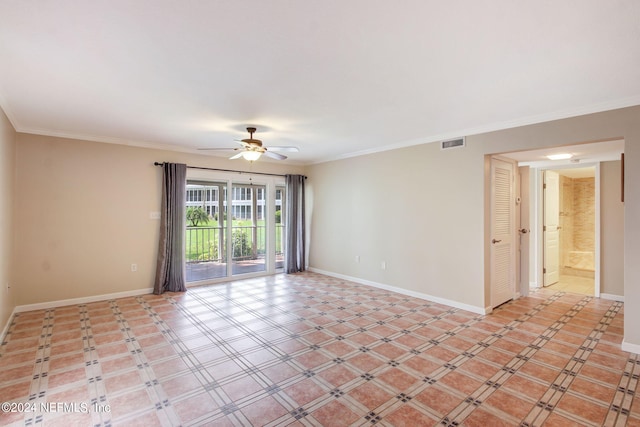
153 162 307 179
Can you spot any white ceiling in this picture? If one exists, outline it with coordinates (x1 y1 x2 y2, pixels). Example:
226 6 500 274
1 1 639 165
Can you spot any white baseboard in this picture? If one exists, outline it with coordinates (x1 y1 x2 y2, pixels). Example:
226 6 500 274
0 307 17 343
622 339 640 355
599 293 624 302
14 288 154 313
307 267 488 315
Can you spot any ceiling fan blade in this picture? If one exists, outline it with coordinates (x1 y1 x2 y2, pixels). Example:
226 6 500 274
267 146 299 152
198 147 238 151
229 152 244 160
263 150 287 160
233 139 251 147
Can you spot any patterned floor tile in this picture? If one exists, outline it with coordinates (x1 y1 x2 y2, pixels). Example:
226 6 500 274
0 272 637 426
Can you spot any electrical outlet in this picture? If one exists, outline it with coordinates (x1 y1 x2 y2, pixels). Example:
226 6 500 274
5 282 9 293
149 212 161 220
381 261 386 270
355 255 360 263
131 264 138 272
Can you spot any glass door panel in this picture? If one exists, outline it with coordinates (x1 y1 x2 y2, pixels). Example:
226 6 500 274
231 184 266 275
275 186 285 271
185 182 227 282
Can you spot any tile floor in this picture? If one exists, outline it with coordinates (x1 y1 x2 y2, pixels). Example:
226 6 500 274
0 272 638 426
545 275 595 296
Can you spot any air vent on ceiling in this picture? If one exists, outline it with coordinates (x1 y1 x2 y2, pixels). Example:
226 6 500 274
441 137 466 150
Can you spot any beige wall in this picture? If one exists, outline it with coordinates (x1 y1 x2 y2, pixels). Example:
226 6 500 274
13 133 304 306
307 106 640 348
601 160 624 296
0 106 16 330
307 141 486 309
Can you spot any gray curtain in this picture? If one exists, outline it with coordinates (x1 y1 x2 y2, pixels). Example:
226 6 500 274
153 163 187 294
285 174 306 273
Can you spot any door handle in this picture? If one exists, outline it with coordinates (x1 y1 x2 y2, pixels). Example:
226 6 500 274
492 239 501 244
519 228 529 234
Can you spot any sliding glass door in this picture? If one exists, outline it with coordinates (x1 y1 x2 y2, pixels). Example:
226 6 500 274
185 176 283 283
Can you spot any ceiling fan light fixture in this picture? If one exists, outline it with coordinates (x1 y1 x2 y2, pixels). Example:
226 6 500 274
241 151 262 161
200 127 291 161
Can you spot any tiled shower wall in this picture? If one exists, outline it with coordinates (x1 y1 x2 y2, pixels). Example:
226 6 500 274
560 175 595 277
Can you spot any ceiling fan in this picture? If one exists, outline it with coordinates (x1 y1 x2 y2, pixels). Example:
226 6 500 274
199 127 299 161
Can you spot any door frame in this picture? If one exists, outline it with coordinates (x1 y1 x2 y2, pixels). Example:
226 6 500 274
533 163 601 296
518 166 531 298
543 170 561 287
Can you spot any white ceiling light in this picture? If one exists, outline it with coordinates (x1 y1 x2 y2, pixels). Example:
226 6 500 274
241 151 262 161
546 153 573 160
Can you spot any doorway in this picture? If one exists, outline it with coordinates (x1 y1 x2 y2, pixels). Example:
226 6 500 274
487 139 624 305
542 167 597 295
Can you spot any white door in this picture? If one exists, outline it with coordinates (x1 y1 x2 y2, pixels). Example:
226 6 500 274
490 157 516 308
543 170 560 286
